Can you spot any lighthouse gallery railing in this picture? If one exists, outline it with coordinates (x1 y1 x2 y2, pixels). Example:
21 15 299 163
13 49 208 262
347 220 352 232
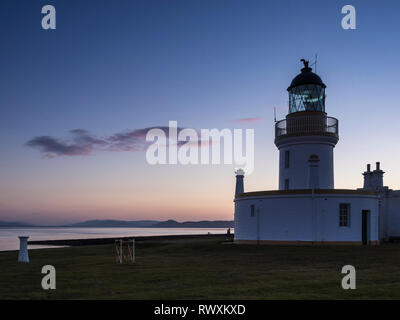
275 114 338 139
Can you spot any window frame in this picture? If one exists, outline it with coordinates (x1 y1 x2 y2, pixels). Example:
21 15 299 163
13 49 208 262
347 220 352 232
284 150 290 168
250 204 255 217
339 203 351 227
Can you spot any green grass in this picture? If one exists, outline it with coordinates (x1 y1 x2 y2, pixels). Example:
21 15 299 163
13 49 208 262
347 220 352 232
1 237 400 299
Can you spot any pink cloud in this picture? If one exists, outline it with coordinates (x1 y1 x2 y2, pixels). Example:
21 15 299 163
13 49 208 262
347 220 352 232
233 117 264 123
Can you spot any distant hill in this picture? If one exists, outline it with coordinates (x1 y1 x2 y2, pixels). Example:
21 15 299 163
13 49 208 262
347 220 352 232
152 220 234 228
0 219 234 228
64 219 234 228
64 219 158 228
0 221 35 228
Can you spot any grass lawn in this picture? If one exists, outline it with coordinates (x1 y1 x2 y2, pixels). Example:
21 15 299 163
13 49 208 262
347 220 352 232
0 236 399 299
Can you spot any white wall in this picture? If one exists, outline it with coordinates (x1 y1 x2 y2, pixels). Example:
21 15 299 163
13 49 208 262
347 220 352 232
276 135 337 190
235 194 379 242
384 192 400 237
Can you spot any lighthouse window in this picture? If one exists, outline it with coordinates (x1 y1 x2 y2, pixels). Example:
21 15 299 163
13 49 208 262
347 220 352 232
250 204 255 217
339 203 350 227
285 150 290 168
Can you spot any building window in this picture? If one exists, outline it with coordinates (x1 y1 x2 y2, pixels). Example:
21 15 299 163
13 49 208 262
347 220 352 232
284 179 289 190
285 150 290 168
339 203 350 227
250 204 255 217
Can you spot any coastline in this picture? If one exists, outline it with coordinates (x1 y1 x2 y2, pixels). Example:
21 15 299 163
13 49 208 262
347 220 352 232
27 233 233 247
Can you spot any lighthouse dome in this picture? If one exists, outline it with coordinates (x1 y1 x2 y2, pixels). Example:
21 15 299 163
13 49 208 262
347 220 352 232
288 65 326 90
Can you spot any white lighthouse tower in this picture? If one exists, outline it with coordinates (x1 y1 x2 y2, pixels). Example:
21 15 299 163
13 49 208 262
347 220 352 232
233 59 400 245
275 59 339 190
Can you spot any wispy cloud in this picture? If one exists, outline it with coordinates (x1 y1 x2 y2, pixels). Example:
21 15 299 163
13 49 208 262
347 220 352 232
233 117 264 123
27 127 171 157
26 126 207 157
26 130 106 156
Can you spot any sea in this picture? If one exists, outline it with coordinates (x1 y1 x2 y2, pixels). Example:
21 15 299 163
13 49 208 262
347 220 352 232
0 227 232 251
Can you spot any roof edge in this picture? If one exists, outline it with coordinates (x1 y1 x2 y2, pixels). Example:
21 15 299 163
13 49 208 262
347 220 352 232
236 189 378 198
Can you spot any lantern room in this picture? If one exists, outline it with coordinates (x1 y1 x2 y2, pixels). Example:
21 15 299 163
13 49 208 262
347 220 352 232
287 59 326 113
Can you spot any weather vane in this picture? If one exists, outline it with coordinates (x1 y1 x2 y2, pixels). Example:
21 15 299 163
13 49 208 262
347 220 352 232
300 58 309 68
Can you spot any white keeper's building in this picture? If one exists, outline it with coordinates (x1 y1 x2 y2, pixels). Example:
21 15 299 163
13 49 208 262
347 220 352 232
234 60 400 245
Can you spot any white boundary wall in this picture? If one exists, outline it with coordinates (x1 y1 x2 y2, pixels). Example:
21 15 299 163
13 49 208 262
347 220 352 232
235 193 379 243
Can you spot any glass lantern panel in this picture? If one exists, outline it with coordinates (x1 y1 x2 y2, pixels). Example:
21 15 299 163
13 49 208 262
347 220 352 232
289 85 325 113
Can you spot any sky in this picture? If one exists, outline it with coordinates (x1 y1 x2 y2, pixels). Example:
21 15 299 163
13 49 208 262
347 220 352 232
0 0 399 224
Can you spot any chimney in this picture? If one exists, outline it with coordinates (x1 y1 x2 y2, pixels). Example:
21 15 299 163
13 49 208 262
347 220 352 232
235 169 245 196
363 164 372 189
307 155 320 189
372 161 384 189
364 162 385 190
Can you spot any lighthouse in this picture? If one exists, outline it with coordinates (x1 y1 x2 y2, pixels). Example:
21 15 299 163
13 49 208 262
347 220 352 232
233 59 400 245
275 59 338 190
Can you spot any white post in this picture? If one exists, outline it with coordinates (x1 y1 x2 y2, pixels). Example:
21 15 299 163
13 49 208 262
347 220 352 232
18 236 29 263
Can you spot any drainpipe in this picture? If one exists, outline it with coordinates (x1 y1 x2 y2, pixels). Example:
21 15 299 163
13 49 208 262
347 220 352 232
308 155 320 189
256 206 260 245
308 155 319 243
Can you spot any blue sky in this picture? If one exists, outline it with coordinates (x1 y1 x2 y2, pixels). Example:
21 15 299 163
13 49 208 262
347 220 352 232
0 0 399 224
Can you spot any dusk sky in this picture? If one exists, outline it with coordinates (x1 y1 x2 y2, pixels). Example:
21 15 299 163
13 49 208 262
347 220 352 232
1 0 399 224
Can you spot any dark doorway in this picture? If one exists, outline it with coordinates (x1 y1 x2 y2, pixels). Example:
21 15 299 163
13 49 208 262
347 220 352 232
362 210 370 245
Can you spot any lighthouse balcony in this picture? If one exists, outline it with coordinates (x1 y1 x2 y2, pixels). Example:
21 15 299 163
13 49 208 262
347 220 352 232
275 112 338 141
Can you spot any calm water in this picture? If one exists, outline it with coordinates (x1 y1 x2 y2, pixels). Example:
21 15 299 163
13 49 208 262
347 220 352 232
0 227 232 251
